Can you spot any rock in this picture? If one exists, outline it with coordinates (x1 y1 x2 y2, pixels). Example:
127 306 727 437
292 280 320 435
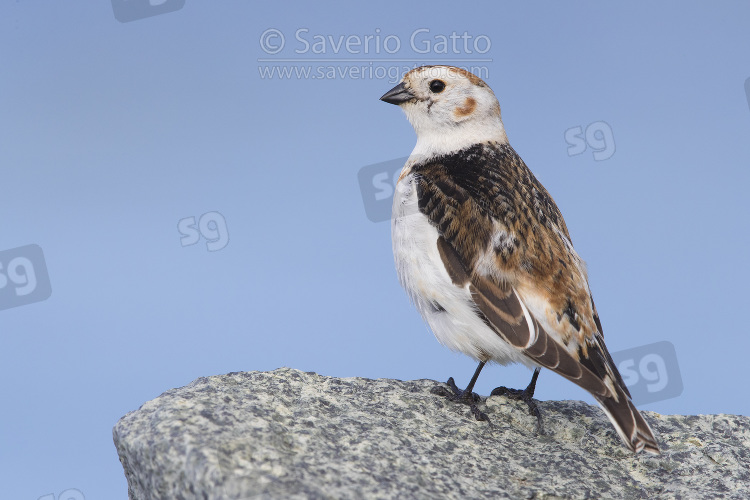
113 368 750 499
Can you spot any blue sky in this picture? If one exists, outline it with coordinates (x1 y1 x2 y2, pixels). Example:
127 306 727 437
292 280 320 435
2 1 750 498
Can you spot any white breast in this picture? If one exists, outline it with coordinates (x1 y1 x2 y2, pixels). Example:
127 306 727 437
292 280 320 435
391 172 536 367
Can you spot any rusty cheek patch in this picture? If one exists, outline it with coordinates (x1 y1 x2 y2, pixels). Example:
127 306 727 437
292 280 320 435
454 97 477 118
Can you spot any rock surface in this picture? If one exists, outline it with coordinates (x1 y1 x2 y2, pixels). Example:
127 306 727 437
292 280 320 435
113 368 750 499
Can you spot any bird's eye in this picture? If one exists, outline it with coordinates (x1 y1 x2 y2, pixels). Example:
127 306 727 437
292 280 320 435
429 80 446 93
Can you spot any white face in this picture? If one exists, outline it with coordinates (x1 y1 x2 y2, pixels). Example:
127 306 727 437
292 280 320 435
382 66 508 156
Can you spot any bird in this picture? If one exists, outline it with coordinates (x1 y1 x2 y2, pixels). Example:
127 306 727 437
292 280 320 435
380 65 659 454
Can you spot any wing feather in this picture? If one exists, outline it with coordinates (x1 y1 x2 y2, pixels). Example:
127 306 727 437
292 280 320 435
413 144 659 453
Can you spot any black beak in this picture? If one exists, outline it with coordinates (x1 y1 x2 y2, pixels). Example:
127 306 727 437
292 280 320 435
380 82 415 105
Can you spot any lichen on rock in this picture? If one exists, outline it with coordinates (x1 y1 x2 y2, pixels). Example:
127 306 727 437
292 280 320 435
113 368 750 499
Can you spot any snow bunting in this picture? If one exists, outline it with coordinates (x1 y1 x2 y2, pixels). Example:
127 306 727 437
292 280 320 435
381 65 659 454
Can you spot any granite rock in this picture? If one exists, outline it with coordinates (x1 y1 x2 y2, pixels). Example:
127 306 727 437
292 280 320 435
113 368 750 499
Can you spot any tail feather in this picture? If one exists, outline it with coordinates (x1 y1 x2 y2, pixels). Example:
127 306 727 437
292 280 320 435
595 385 660 454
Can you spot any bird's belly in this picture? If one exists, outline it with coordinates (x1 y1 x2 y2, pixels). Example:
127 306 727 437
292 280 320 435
391 174 533 367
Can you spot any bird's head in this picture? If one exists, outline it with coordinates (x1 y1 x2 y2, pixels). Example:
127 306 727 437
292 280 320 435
380 65 508 156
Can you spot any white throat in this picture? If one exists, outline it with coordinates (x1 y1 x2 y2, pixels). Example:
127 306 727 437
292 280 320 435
406 113 508 160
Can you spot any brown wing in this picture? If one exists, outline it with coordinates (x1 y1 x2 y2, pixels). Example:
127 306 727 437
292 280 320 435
415 143 659 453
438 236 610 398
413 142 598 344
439 234 659 454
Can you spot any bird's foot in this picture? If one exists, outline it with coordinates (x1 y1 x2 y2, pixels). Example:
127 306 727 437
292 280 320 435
490 384 544 434
431 377 489 422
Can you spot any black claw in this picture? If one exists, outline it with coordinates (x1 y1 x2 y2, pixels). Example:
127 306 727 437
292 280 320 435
445 376 461 394
431 378 489 422
490 368 544 434
431 362 490 422
470 404 490 422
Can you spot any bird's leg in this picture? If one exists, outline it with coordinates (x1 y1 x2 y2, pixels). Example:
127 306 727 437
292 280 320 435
431 361 489 422
490 368 544 434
